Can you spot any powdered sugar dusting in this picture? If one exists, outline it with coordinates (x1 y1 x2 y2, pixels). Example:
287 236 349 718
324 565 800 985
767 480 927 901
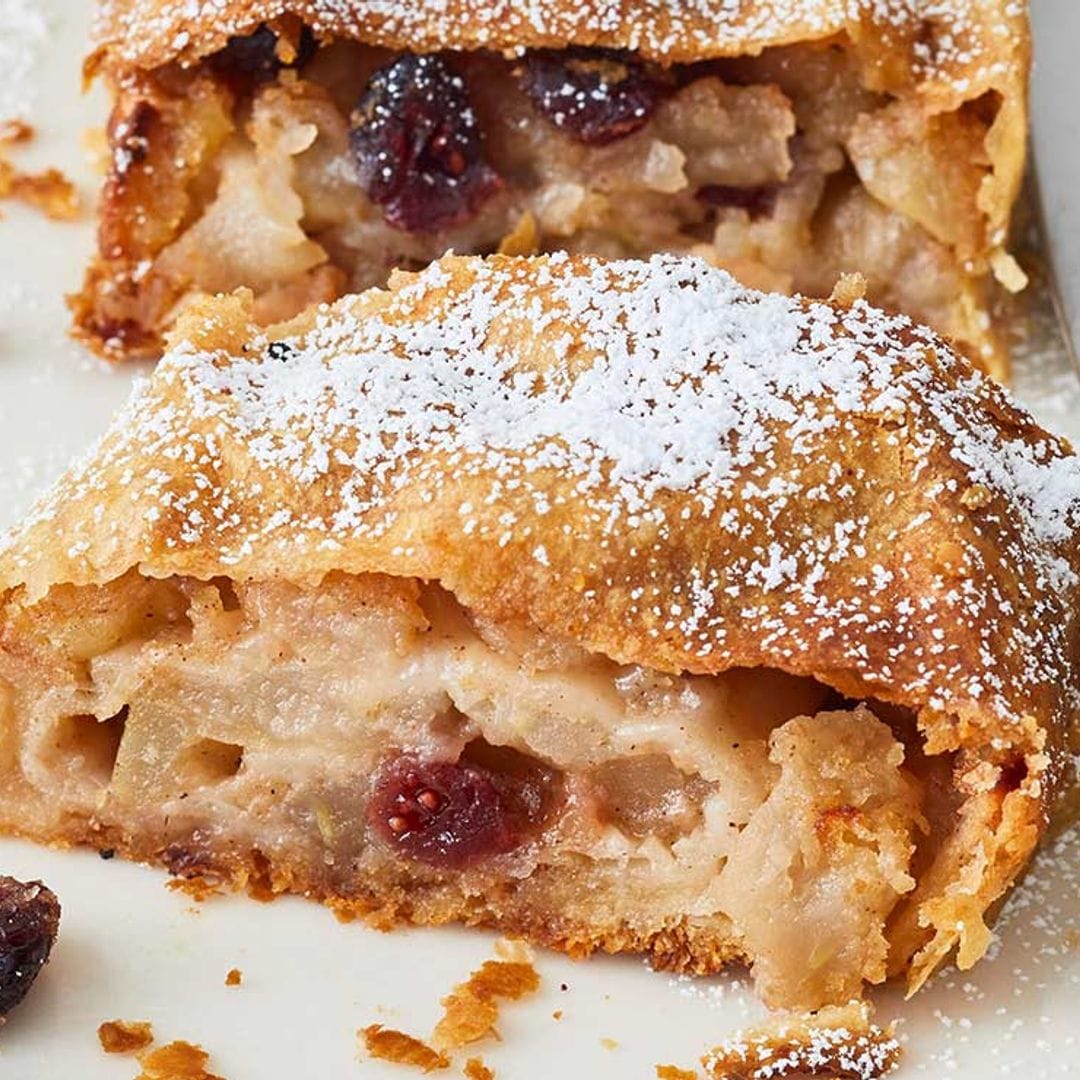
91 0 1025 95
4 253 1078 769
0 0 48 119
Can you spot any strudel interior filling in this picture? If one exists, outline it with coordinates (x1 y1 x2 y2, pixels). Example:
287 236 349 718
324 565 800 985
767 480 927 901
77 26 1022 373
4 568 960 1009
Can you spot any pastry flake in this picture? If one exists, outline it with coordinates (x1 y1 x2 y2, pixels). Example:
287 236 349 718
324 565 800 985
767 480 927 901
76 0 1029 377
6 253 1080 1011
98 1019 155 1054
361 1025 451 1072
702 1002 901 1079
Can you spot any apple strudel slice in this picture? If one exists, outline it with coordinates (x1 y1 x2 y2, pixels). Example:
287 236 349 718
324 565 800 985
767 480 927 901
77 0 1030 377
6 254 1078 1011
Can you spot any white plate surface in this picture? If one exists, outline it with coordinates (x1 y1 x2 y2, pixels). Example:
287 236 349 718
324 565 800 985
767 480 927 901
0 4 1078 1078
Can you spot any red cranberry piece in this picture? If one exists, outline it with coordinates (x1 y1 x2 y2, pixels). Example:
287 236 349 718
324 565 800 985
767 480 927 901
519 47 668 146
369 744 561 869
697 183 780 221
209 24 315 81
349 54 502 234
0 876 60 1017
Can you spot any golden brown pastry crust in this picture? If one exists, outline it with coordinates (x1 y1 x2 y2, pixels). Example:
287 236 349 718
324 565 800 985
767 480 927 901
77 0 1029 371
90 0 1026 100
11 253 1080 989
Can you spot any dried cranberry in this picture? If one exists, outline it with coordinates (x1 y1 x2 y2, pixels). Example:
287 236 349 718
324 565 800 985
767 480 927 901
697 183 780 221
209 24 316 81
519 47 668 146
349 54 502 234
368 743 561 869
0 876 60 1017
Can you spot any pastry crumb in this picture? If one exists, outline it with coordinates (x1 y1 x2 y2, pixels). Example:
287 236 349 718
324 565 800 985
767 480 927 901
224 968 242 987
468 960 539 1002
98 1019 154 1054
656 1066 698 1080
136 1039 223 1079
433 958 540 1050
0 119 33 146
0 160 79 220
491 937 532 964
362 943 540 1065
0 121 78 221
552 1010 563 1021
165 876 221 902
703 1003 901 1079
433 990 499 1051
828 272 867 309
463 1058 494 1080
600 1037 619 1051
361 1024 450 1072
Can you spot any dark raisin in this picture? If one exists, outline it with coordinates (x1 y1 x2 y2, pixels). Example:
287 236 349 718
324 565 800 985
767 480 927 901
209 24 316 81
368 742 562 869
697 183 780 221
519 47 668 146
349 54 503 234
0 876 60 1018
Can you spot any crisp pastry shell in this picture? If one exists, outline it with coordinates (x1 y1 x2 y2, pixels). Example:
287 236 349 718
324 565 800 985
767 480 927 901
8 253 1078 1001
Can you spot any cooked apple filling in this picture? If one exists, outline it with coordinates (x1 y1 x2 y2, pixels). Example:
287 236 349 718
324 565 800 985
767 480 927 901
77 27 1019 373
2 569 939 1008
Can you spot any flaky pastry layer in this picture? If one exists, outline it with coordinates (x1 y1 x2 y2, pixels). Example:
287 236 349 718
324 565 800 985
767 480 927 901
8 253 1080 1005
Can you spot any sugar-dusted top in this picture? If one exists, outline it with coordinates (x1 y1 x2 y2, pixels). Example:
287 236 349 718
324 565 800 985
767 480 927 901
2 253 1077 774
90 0 1029 102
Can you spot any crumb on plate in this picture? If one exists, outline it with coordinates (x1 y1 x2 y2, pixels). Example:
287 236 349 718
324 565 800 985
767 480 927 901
136 1039 224 1079
98 1019 154 1054
463 1058 494 1080
703 1002 901 1079
224 968 242 987
0 120 79 221
0 119 33 146
361 1024 450 1072
433 956 540 1050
